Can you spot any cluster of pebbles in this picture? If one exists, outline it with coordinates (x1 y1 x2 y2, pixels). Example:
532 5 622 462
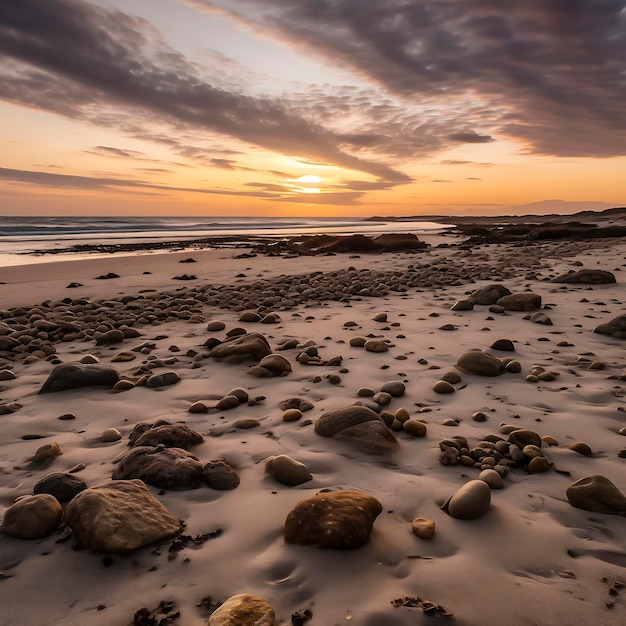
438 426 554 478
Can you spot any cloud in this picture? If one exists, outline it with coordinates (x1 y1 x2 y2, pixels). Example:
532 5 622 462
449 131 494 144
199 0 626 158
0 0 408 184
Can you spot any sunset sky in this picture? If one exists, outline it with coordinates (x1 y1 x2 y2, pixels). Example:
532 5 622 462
0 0 624 216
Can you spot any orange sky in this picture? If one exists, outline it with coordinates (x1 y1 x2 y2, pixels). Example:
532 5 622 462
0 0 624 216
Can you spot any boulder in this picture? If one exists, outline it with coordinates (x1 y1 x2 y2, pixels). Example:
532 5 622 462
112 446 204 490
130 423 203 450
552 269 616 284
496 293 542 311
65 480 181 553
39 363 119 393
593 314 626 340
2 494 63 539
455 350 503 376
95 329 125 345
284 489 382 549
566 475 626 514
209 333 272 363
208 594 275 626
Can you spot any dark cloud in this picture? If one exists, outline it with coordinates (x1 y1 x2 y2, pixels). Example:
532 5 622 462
449 131 494 144
0 166 276 198
0 0 408 184
201 0 626 157
90 146 144 159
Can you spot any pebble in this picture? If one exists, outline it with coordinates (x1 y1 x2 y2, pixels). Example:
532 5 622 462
568 442 592 456
479 469 503 489
101 428 122 443
265 455 313 486
443 480 491 519
411 517 436 539
433 380 455 394
30 442 62 465
283 409 303 422
403 420 427 437
364 339 388 353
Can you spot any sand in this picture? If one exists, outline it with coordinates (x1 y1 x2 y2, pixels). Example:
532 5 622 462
0 231 625 626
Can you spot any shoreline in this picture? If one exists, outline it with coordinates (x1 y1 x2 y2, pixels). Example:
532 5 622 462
1 225 625 626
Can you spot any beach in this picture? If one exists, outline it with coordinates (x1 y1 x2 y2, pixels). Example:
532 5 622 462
1 224 625 626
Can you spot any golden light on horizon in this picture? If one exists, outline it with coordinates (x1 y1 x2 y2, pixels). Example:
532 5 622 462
292 175 323 184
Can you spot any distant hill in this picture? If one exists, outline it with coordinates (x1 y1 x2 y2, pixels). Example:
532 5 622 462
497 199 612 215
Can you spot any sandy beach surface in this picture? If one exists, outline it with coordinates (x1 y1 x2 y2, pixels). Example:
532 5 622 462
1 230 625 626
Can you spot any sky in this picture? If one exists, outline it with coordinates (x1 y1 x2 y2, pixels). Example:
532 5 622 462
0 0 625 217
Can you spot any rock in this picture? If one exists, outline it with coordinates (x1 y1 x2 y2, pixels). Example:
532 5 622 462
315 405 381 437
508 429 542 448
130 423 203 449
593 314 626 340
315 406 398 454
95 329 125 345
33 472 87 502
30 442 62 465
443 480 491 520
529 312 553 325
552 269 616 284
2 494 63 539
566 475 626 514
265 455 313 486
206 320 226 331
112 446 205 490
282 409 302 422
490 339 515 351
101 428 122 443
380 381 405 397
254 354 292 375
39 362 119 393
433 380 455 394
209 332 272 363
284 489 382 549
411 517 435 539
204 458 240 490
0 369 16 381
528 456 551 473
469 284 512 305
146 371 180 388
568 442 592 457
505 360 522 373
455 350 502 376
451 299 474 311
239 311 262 323
65 480 182 553
479 469 503 489
441 371 462 384
364 339 388 353
403 420 427 437
496 293 542 311
111 351 136 362
208 594 275 626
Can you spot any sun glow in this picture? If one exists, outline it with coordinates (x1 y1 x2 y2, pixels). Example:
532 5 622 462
292 175 323 184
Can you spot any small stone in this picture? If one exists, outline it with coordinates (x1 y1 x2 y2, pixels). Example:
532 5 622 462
216 395 240 410
490 339 515 351
373 392 392 405
364 340 388 353
403 420 427 437
568 442 592 457
472 411 488 422
204 458 240 490
411 517 435 539
443 480 491 519
505 360 522 373
208 594 275 626
508 429 542 448
188 401 208 413
33 472 87 502
380 381 405 397
101 428 122 443
206 321 226 331
441 371 462 384
456 350 502 377
283 409 302 422
528 456 552 473
30 442 62 465
265 455 313 486
433 380 455 394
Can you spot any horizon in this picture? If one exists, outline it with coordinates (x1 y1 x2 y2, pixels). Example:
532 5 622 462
1 1 625 216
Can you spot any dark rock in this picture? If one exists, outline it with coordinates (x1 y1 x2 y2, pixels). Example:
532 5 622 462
204 458 240 490
209 332 272 363
284 489 382 549
39 363 119 393
112 446 205 490
469 284 512 305
552 269 616 284
130 423 203 449
566 475 626 514
33 472 87 503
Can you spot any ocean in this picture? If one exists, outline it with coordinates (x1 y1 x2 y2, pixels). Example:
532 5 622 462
0 215 450 267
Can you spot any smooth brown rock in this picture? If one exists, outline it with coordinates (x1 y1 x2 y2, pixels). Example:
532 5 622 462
496 293 542 311
265 455 312 486
456 350 502 376
469 284 512 305
204 458 240 490
39 362 119 393
552 269 616 284
568 442 592 457
65 480 182 553
508 429 542 449
411 517 435 539
2 494 63 539
443 480 491 519
284 489 382 549
433 380 455 394
403 420 427 437
566 475 626 514
208 594 275 626
209 332 271 363
593 314 626 340
130 423 203 449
